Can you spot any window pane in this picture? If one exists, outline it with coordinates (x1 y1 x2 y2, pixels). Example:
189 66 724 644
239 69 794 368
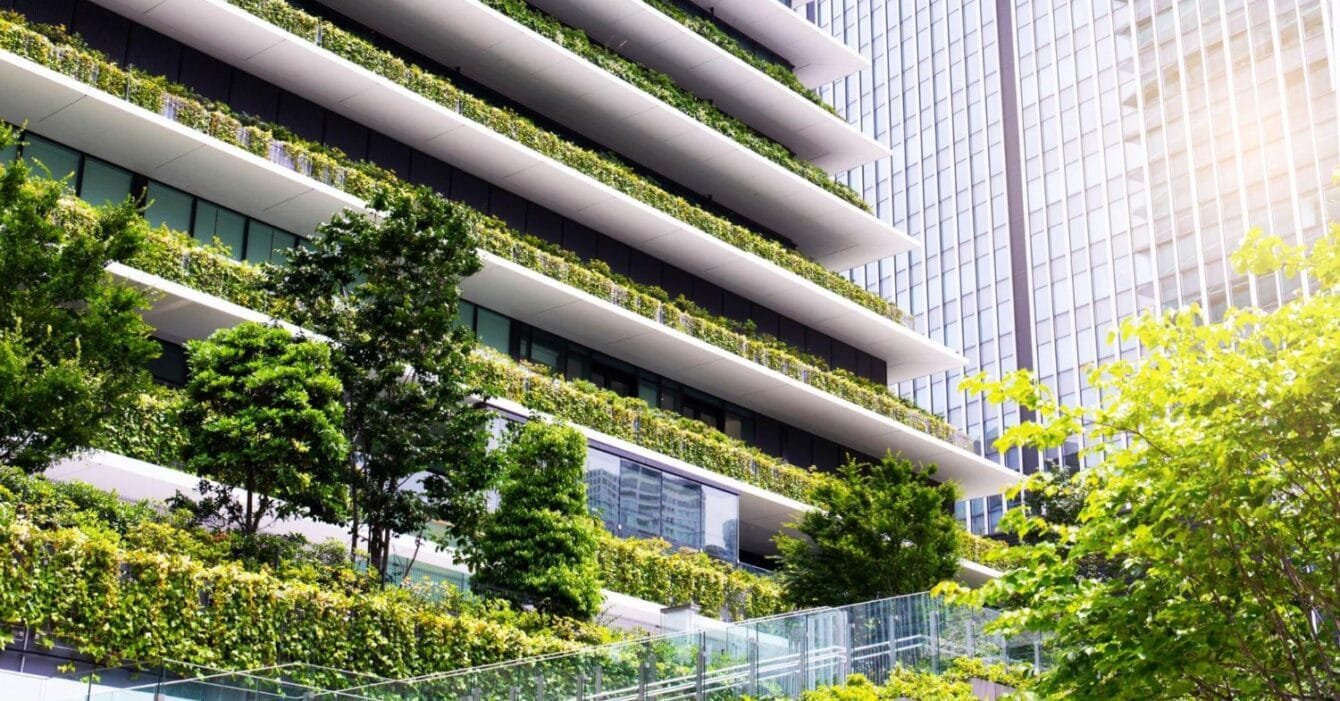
22 135 79 183
193 202 246 259
145 182 194 234
475 307 510 354
245 222 276 265
702 486 739 562
79 157 132 207
0 141 16 166
618 461 661 539
661 473 702 550
585 448 621 532
269 231 298 265
455 300 476 331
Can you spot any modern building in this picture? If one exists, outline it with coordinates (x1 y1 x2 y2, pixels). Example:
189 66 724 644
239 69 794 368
0 0 1016 578
801 0 1340 533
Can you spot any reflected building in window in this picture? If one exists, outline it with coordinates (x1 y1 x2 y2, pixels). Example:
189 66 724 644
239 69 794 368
803 0 1339 533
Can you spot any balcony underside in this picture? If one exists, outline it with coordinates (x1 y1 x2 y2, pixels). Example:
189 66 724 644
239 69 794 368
0 42 960 378
93 0 901 271
686 0 867 87
464 255 1020 500
526 0 873 172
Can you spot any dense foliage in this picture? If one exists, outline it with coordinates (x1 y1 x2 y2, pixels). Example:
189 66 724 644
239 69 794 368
181 322 348 535
0 127 158 472
793 659 1034 701
776 455 962 607
941 227 1340 699
597 533 785 621
271 185 494 577
0 9 913 323
471 421 603 619
216 0 902 320
637 0 833 112
477 0 864 209
0 468 612 686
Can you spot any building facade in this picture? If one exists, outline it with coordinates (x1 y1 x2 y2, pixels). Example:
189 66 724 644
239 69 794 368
0 0 1015 574
805 0 1339 533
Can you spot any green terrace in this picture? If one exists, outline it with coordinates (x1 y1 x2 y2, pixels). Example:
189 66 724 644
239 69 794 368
471 0 857 203
0 10 906 325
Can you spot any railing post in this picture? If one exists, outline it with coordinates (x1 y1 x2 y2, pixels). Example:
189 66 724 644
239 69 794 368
929 611 941 672
747 638 759 697
575 672 586 701
637 641 652 701
799 623 810 692
535 670 545 701
1033 638 1043 673
695 631 707 697
594 664 603 695
887 614 899 672
966 619 976 657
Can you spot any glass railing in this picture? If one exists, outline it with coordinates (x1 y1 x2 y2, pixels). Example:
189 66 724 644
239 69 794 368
62 592 1043 700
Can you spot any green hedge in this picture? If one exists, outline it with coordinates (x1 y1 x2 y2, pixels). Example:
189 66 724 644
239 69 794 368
0 10 904 324
794 658 1035 700
637 0 835 114
477 0 864 209
597 534 785 621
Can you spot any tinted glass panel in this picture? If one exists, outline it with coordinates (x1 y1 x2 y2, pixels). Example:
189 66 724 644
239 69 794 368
193 202 246 259
475 307 510 354
702 486 739 562
585 449 621 529
145 181 194 234
245 222 276 265
22 135 79 182
661 473 702 550
78 157 132 206
618 461 661 539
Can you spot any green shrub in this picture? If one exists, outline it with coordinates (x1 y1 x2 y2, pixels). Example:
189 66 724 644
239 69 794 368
470 420 603 619
597 534 785 620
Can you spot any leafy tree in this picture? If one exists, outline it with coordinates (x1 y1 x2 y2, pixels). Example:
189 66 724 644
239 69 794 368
0 127 158 472
941 227 1340 699
270 185 494 576
775 455 962 607
180 322 348 536
470 420 603 619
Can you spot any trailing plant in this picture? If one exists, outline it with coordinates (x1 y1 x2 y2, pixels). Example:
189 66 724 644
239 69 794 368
636 0 835 113
0 126 159 472
957 530 1027 571
474 0 863 208
89 382 189 468
596 533 785 621
0 10 910 322
0 513 584 685
472 350 820 502
470 420 604 619
794 659 1035 700
482 229 965 445
217 0 902 319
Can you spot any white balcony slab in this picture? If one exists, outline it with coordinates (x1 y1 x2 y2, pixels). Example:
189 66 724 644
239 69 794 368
319 0 886 177
0 52 361 238
97 0 898 271
687 0 866 86
464 254 1020 499
69 1 961 377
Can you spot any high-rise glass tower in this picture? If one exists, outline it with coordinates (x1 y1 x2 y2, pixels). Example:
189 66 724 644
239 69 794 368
805 0 1340 533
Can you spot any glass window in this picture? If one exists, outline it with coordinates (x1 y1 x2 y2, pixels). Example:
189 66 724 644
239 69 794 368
455 300 476 331
618 461 661 540
22 135 79 183
585 449 621 531
526 329 562 372
1 140 18 166
245 222 276 265
475 307 510 354
702 486 738 562
661 473 702 550
269 230 298 266
145 181 194 234
193 202 246 259
78 158 132 207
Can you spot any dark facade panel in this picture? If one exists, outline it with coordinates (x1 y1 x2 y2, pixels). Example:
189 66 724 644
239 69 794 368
71 3 130 63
